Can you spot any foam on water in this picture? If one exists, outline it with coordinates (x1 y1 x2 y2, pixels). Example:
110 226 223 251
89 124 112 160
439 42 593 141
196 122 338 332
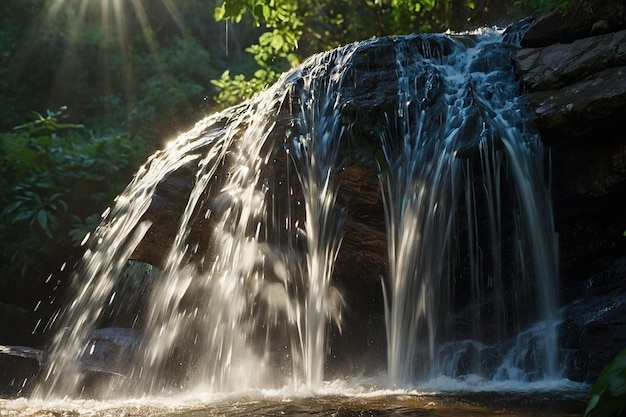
1 378 589 417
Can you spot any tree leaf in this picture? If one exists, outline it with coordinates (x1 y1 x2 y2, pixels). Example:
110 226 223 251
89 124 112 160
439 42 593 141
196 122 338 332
270 33 285 50
214 4 226 20
12 210 35 223
37 209 48 230
586 349 626 417
2 200 23 214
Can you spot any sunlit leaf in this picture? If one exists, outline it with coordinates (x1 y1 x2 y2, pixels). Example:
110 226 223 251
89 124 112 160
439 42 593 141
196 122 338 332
270 33 284 50
262 3 271 21
214 4 226 20
254 68 268 78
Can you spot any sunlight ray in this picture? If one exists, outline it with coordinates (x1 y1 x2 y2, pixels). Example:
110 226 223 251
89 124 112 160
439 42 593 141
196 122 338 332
161 0 190 37
100 0 113 100
129 0 167 80
49 0 91 101
111 0 135 110
46 0 67 23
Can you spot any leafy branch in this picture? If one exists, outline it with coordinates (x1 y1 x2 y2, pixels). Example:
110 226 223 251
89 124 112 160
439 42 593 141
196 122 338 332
0 107 142 281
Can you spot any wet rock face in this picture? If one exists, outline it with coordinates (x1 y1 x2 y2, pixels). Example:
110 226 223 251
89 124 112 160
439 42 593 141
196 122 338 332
512 4 626 286
0 303 35 346
512 0 626 383
513 29 626 143
0 355 38 398
559 257 626 382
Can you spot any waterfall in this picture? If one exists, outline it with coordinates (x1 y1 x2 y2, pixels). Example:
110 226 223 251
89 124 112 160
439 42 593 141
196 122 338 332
32 28 560 399
379 30 560 385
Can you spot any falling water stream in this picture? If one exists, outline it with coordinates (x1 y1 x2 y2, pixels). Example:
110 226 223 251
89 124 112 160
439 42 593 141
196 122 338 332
1 27 589 416
379 30 561 386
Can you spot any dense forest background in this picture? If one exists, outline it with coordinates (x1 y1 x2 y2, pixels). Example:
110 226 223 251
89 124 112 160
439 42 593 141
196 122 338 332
0 0 565 320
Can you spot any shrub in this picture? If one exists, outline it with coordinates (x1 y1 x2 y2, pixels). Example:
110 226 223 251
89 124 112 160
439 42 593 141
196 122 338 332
585 348 626 417
0 107 144 287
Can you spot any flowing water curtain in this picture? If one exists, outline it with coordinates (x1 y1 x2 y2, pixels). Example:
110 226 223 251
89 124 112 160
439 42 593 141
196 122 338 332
453 37 525 379
134 75 312 393
136 123 240 394
379 30 560 385
32 119 228 399
380 34 466 386
494 122 560 380
460 32 560 380
285 42 363 387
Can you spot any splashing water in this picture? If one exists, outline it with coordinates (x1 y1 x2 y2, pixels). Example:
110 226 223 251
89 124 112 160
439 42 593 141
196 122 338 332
31 28 561 400
32 126 218 397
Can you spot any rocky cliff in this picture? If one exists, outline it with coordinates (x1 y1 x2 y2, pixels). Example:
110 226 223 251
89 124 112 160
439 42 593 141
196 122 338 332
512 1 626 382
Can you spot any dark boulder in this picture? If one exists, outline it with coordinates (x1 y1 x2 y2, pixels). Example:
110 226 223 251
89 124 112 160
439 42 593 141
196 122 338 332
520 0 626 47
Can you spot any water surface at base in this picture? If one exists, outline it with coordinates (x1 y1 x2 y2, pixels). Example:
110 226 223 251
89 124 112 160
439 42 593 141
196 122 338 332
1 381 589 416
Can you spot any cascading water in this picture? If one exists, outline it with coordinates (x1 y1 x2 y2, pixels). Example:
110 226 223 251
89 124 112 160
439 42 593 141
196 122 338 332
378 31 560 386
379 37 465 386
286 43 363 387
31 27 561 400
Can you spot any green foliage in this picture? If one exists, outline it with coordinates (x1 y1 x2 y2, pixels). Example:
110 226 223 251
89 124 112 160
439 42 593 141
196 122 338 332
212 0 570 106
212 0 301 108
3 185 68 240
211 70 278 107
0 0 232 146
585 349 626 417
125 36 219 140
513 0 568 15
0 108 143 281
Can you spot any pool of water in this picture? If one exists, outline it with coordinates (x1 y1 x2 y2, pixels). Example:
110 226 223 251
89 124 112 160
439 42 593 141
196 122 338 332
0 379 590 416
